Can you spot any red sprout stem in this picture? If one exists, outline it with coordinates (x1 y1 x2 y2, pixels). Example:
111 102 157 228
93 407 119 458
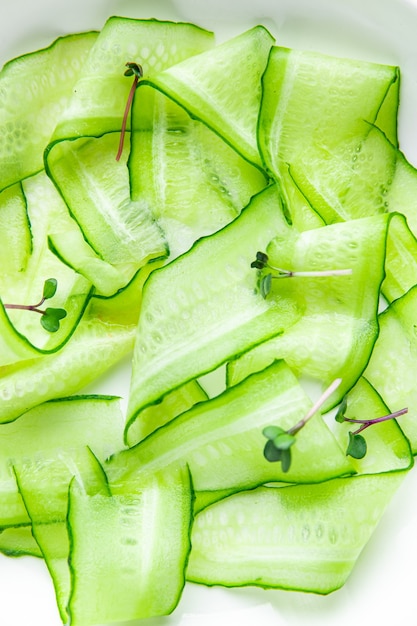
3 295 47 314
344 407 408 434
116 74 139 162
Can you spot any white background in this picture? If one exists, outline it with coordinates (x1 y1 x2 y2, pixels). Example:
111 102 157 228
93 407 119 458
1 0 417 624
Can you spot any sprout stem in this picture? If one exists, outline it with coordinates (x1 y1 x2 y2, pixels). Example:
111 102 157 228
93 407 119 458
4 300 47 314
289 378 342 435
343 407 408 434
116 62 143 162
272 268 353 278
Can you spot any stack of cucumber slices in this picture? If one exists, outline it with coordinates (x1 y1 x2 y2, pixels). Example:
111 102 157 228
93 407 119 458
1 14 417 625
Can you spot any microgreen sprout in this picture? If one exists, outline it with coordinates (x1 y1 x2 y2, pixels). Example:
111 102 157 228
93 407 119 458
116 61 143 162
263 378 342 472
251 251 352 298
335 399 408 459
3 278 67 332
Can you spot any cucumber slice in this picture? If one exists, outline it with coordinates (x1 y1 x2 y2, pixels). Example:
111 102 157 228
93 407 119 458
10 398 126 620
86 262 152 327
351 126 417 302
0 395 124 528
187 472 406 593
374 64 400 144
0 318 135 424
384 130 417 236
0 525 41 558
14 445 113 621
287 122 397 223
126 379 209 446
364 285 417 452
0 31 97 190
277 163 326 231
227 214 389 400
112 360 354 492
47 17 214 143
142 25 275 167
46 132 167 296
129 87 268 259
383 213 417 302
67 464 193 625
0 171 93 367
0 183 31 276
259 46 399 223
45 17 215 294
193 489 239 515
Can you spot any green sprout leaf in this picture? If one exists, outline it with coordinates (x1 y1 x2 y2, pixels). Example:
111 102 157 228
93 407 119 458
263 441 292 472
280 448 292 473
42 278 58 300
124 62 144 78
260 273 272 298
264 439 284 462
272 432 296 450
251 251 269 270
263 425 286 440
262 426 295 471
346 431 367 459
3 277 67 333
40 307 67 333
335 395 348 423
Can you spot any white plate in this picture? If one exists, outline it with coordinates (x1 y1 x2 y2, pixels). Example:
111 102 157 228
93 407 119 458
1 0 417 624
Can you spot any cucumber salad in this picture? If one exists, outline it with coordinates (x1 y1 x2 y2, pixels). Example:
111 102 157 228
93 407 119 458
1 14 417 625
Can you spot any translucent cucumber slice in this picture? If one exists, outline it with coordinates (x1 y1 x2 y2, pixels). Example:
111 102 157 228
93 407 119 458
67 464 193 625
0 525 41 558
275 123 417 304
0 171 93 367
228 210 387 399
48 214 139 299
46 132 167 295
259 46 399 222
0 318 135 424
47 17 214 142
0 183 31 276
384 132 417 236
112 360 354 493
85 262 152 327
277 163 326 231
383 213 417 302
193 489 239 515
287 122 397 223
0 31 97 190
45 17 214 294
364 285 417 452
14 445 114 621
129 87 268 259
142 25 275 167
0 396 124 528
187 472 407 593
357 127 417 302
126 379 209 446
227 213 388 405
374 66 400 145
